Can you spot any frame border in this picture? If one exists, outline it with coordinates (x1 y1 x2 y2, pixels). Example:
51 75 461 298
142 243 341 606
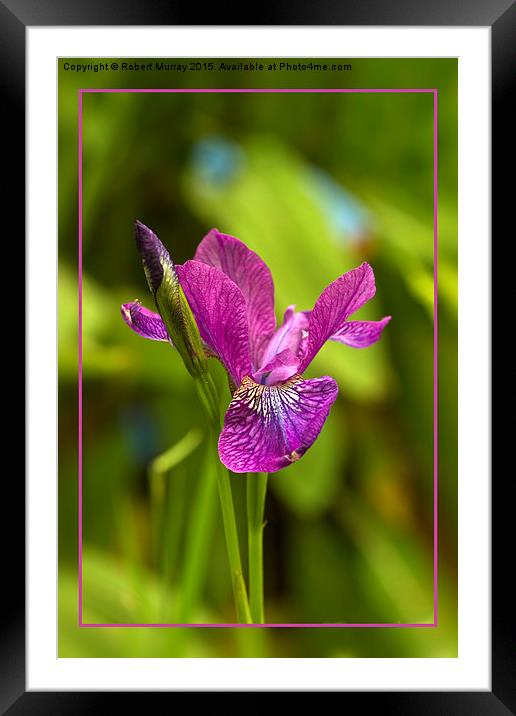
12 0 507 710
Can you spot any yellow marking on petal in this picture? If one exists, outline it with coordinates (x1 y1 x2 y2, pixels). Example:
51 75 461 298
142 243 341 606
235 374 305 417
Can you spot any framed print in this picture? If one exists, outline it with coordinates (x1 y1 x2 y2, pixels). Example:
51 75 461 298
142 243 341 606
8 0 509 709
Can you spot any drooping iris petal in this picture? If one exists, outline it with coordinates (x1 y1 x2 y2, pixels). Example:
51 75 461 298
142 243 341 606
259 305 309 370
299 262 377 371
253 348 300 386
219 375 338 473
194 229 276 369
330 316 391 348
120 301 170 342
176 260 252 385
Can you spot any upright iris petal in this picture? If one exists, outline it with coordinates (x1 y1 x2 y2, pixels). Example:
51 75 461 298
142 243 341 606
253 349 300 387
259 306 309 367
253 306 309 385
299 262 379 372
176 260 252 386
194 230 276 370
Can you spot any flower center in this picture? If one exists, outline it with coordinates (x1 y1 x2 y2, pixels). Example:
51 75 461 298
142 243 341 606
253 306 309 386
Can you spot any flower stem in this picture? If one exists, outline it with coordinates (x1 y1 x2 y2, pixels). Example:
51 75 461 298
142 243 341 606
193 373 252 624
247 472 268 624
214 438 252 624
193 371 220 426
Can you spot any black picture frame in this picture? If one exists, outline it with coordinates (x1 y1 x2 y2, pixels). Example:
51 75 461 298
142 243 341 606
7 0 509 710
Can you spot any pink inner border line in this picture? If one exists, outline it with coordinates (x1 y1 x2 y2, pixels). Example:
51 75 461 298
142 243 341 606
433 88 439 627
81 88 435 93
77 87 438 629
78 89 83 626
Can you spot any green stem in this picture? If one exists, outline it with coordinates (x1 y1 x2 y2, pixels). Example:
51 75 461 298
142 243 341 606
214 439 252 624
193 372 220 426
194 373 252 624
247 472 268 624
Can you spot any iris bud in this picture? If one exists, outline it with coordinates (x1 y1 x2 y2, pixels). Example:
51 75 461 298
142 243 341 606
135 220 208 379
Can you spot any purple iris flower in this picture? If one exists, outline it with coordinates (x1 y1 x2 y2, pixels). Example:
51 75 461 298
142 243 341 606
122 224 390 473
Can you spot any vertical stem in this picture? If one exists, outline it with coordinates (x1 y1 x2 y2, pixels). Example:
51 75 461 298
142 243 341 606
214 440 252 624
247 472 268 624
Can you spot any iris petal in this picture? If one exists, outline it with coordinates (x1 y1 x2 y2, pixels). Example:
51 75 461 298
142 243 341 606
253 348 300 386
176 260 252 385
300 262 377 371
121 302 170 342
195 229 276 369
330 317 391 348
219 375 338 473
259 305 309 370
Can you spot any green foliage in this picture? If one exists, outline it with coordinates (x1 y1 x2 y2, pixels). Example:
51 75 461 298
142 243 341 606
271 406 346 518
59 550 219 657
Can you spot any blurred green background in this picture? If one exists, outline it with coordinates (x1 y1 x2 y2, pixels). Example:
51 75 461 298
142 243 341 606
58 59 457 657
